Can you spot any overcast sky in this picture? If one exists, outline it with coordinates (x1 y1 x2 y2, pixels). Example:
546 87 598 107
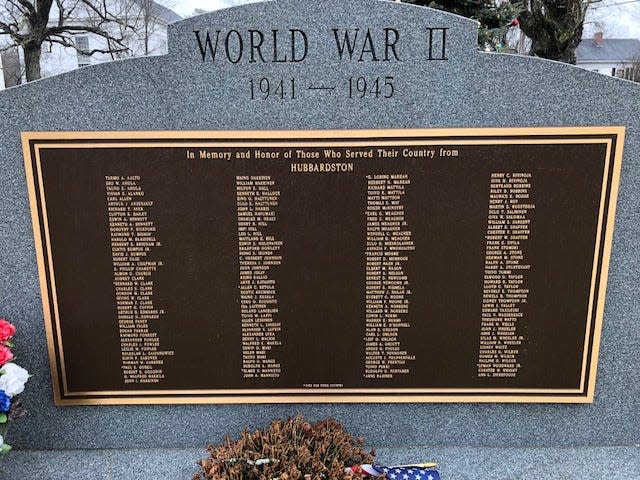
163 0 640 39
586 0 640 37
165 0 259 17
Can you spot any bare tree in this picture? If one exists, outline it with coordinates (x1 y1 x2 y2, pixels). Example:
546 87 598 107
0 0 136 82
137 0 157 55
113 0 171 56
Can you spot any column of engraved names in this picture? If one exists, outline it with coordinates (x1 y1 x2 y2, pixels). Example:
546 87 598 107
364 174 416 379
236 175 283 379
105 176 174 384
478 173 535 378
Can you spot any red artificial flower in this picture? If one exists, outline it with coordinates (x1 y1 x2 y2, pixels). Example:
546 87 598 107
0 345 13 366
0 319 16 342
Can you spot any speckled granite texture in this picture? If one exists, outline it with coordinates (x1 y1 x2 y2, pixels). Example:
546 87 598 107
2 446 639 479
0 0 638 453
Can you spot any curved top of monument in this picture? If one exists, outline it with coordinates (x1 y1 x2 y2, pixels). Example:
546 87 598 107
1 0 638 98
167 0 479 62
1 0 639 129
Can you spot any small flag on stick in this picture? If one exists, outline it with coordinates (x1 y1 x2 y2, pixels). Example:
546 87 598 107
346 463 440 480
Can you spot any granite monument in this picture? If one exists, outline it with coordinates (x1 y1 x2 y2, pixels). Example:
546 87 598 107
0 1 638 478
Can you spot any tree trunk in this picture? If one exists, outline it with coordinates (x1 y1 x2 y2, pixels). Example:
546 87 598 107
519 0 586 65
529 38 578 65
144 22 149 55
23 44 42 82
560 50 577 65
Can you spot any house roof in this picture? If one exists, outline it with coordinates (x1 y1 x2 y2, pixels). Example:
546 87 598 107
142 0 182 23
576 38 640 63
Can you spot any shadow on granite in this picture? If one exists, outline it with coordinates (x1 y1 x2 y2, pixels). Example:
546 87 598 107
1 446 638 480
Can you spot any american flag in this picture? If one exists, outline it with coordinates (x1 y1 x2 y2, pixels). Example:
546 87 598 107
346 464 441 480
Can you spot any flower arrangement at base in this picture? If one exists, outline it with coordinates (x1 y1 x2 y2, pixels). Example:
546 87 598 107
194 415 441 480
194 416 376 480
0 318 29 455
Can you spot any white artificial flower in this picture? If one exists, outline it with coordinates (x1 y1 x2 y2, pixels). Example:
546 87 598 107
0 363 29 397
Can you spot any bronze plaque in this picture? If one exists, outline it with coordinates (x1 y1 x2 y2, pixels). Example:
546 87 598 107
22 128 623 405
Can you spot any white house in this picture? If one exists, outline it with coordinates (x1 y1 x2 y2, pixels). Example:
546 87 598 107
0 0 181 89
576 32 640 80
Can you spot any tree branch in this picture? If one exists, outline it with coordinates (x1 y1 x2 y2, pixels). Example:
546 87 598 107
81 0 116 21
60 0 82 24
0 42 20 53
0 18 24 42
6 0 26 16
46 23 129 53
47 24 120 38
12 0 35 15
5 2 24 24
55 0 64 27
47 35 128 56
0 20 12 34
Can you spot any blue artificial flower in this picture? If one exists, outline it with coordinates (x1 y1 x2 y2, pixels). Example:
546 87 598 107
0 390 11 413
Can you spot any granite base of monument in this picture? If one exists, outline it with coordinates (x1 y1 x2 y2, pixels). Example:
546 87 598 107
3 447 640 479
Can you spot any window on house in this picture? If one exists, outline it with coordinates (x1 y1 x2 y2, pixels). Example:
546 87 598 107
615 68 624 78
623 67 636 80
75 36 91 67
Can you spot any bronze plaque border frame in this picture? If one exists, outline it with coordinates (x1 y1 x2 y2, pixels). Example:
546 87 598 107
22 127 624 405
